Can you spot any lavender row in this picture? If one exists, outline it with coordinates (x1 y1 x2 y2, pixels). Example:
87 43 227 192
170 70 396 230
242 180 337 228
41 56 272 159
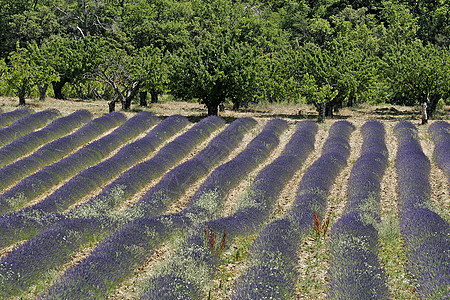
0 112 156 215
0 115 191 249
0 110 92 169
0 111 126 192
233 120 354 299
394 121 431 213
428 121 450 184
394 121 450 299
33 115 194 214
0 107 33 128
0 109 60 147
0 117 254 298
327 120 389 299
97 114 229 220
142 120 318 299
42 119 286 299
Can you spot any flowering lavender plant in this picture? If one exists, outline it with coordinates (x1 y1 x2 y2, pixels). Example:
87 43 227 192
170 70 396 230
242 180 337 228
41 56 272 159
0 111 126 192
327 120 389 299
0 117 253 298
0 109 60 147
395 121 450 299
233 120 354 299
428 121 450 184
43 118 289 299
0 110 92 168
0 112 154 215
0 107 33 128
140 120 318 299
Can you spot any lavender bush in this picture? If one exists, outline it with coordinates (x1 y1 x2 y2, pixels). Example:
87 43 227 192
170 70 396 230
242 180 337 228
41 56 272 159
0 107 33 128
233 120 354 300
0 111 126 192
328 120 389 299
428 121 450 184
0 110 92 168
0 117 254 298
0 109 60 147
0 115 191 248
394 121 450 299
0 112 154 215
141 120 318 299
42 119 288 299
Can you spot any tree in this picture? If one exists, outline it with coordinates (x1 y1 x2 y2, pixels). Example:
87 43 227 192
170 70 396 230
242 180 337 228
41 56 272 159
170 31 263 116
40 36 105 99
301 72 338 122
133 46 169 106
168 0 283 115
381 40 450 118
86 48 138 112
0 45 59 105
87 45 168 112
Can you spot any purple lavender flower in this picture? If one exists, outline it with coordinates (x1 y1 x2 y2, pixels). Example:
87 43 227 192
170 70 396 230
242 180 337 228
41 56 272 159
395 121 450 299
0 110 92 168
43 118 289 299
0 112 154 214
0 111 126 192
0 109 60 147
0 107 33 128
233 120 354 300
429 121 450 184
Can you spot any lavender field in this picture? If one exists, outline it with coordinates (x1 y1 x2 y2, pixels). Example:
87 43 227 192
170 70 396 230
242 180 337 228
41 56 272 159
0 107 448 299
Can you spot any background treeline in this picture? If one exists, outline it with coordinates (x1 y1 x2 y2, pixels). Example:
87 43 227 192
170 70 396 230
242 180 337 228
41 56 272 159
0 0 448 119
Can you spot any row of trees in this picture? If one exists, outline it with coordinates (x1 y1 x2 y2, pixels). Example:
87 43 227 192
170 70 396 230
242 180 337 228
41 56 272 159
0 0 448 120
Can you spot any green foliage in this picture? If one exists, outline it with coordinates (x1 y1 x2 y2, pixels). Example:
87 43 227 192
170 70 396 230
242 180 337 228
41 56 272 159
0 0 448 115
1 44 59 105
381 40 450 117
133 46 169 94
168 0 277 115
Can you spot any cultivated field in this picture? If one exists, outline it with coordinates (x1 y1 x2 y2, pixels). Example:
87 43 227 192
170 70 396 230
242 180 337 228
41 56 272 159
0 97 448 299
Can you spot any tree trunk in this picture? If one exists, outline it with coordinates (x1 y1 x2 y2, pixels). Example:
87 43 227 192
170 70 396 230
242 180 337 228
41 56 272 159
38 83 48 101
207 104 219 116
108 100 118 112
122 82 141 110
18 92 26 106
317 102 326 123
347 95 354 107
325 102 334 117
52 80 67 99
122 98 132 110
421 102 428 124
427 96 439 119
150 90 158 103
232 100 240 111
139 91 148 107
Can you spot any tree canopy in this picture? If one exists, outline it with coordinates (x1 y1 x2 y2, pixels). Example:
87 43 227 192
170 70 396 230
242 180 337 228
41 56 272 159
0 0 448 119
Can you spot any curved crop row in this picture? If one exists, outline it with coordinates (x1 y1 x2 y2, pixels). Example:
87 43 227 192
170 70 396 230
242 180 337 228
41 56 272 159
42 119 286 299
327 120 389 299
0 112 156 215
142 120 318 299
394 121 450 299
0 107 33 128
0 109 60 147
0 117 254 298
233 120 354 300
0 111 126 193
0 110 92 168
428 121 450 184
0 115 193 249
